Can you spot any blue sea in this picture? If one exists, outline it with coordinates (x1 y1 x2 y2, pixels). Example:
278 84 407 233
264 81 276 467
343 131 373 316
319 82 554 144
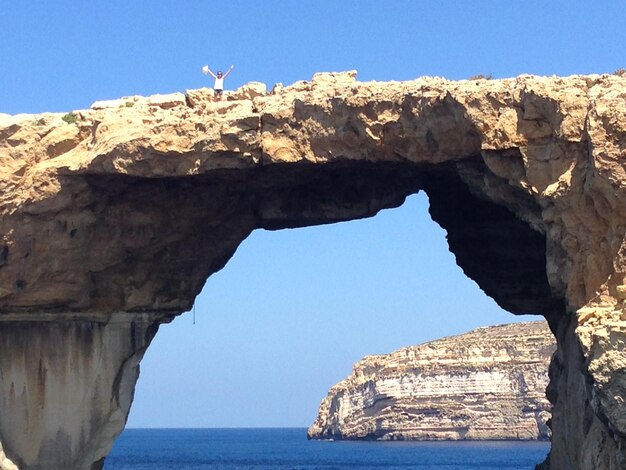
105 428 549 469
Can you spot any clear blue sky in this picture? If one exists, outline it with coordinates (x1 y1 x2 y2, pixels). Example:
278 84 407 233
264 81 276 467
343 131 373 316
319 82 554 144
2 2 625 427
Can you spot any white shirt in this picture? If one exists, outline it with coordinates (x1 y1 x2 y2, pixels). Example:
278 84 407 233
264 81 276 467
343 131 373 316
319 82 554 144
214 77 224 90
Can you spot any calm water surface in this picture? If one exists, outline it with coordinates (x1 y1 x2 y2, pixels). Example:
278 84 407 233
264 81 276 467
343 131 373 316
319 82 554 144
106 428 549 469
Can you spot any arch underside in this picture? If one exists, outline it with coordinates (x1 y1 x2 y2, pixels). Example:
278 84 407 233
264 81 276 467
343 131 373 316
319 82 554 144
74 157 564 321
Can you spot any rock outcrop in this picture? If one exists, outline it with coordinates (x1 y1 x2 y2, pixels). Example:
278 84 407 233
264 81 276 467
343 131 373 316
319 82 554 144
308 321 554 441
0 314 159 470
1 71 626 469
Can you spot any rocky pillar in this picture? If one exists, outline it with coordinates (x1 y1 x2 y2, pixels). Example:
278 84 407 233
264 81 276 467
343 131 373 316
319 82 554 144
542 304 626 470
0 313 162 470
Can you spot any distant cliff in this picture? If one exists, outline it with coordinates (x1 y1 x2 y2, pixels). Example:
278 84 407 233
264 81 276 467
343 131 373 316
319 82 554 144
308 321 555 441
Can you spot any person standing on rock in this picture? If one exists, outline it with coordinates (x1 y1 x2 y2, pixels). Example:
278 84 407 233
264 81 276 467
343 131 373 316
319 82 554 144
202 64 234 100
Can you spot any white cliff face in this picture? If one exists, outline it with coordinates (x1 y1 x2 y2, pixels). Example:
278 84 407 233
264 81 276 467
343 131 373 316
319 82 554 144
0 313 163 470
308 321 554 441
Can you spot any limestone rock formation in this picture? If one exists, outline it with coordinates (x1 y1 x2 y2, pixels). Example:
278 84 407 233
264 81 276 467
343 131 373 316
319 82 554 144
308 321 554 441
0 314 159 470
1 71 626 469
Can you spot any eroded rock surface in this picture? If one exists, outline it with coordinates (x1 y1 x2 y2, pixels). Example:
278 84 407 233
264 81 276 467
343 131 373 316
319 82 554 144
1 71 626 469
0 313 163 470
308 321 554 441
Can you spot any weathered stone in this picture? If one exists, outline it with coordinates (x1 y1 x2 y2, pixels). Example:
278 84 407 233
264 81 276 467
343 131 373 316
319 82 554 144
231 82 267 100
0 313 166 470
308 321 554 441
1 71 626 469
271 82 284 94
184 87 214 108
90 96 140 110
140 92 186 109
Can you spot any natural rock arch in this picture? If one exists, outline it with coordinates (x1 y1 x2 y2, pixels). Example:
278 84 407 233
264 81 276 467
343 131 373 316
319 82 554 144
1 71 625 469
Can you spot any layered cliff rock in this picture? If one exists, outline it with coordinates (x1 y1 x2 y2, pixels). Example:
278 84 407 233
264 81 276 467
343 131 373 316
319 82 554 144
308 321 554 441
1 71 626 469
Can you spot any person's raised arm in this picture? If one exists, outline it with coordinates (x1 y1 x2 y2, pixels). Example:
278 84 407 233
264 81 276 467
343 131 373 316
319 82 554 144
206 66 217 79
223 65 235 78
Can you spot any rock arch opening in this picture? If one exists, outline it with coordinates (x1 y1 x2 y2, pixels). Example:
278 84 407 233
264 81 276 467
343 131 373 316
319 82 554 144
128 188 544 430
